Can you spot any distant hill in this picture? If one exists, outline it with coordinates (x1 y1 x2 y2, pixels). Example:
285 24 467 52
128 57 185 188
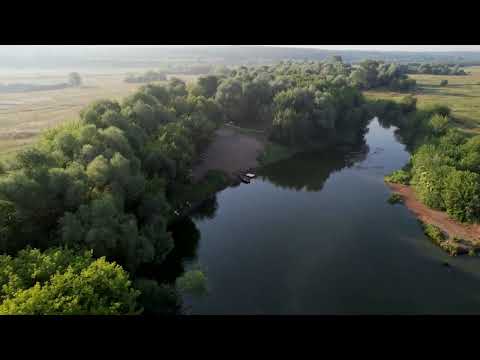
1 46 480 69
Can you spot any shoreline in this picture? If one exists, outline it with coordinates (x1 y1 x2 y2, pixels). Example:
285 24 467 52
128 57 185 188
386 182 480 256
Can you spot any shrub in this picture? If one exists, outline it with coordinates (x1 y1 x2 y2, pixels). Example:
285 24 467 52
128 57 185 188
385 169 411 185
0 247 140 315
442 169 480 223
387 193 403 204
421 222 446 244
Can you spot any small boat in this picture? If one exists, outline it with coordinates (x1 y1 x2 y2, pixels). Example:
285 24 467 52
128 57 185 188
245 173 256 178
239 175 250 184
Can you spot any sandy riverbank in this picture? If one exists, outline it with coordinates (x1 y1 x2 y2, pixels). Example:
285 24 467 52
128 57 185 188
192 126 265 182
387 182 480 255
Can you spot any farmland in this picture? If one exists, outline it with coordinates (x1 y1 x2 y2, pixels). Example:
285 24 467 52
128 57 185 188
0 70 197 159
365 66 480 131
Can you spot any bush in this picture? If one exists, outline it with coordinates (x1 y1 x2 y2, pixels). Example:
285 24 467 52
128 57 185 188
425 104 451 118
384 169 410 185
0 247 140 315
400 95 417 113
440 80 448 87
387 193 403 204
175 268 208 296
442 169 480 223
421 222 446 244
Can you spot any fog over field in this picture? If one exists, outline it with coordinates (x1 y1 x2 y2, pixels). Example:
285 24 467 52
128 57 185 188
2 45 480 70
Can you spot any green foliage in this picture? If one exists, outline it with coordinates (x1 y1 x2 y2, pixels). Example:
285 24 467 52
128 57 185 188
169 170 230 210
385 169 411 185
424 104 451 118
443 170 480 223
421 223 446 244
349 60 416 91
0 247 140 315
191 75 220 98
406 63 466 76
134 278 180 315
125 70 166 83
440 79 448 87
400 95 417 113
387 193 403 204
428 114 450 136
175 268 208 296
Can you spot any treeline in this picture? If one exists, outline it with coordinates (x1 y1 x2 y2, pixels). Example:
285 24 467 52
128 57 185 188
381 97 480 224
0 77 223 314
211 60 383 146
405 63 467 75
124 70 167 83
0 73 82 93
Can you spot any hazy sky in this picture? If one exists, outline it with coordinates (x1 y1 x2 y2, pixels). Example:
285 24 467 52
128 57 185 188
2 45 480 53
265 45 480 52
132 45 480 52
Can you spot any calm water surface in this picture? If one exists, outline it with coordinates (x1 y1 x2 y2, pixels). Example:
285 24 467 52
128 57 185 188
175 118 480 314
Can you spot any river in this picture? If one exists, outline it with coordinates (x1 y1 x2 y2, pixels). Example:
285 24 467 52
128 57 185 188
171 118 480 314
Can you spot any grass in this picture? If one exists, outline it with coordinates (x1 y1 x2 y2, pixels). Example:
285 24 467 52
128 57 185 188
365 66 480 132
0 71 200 159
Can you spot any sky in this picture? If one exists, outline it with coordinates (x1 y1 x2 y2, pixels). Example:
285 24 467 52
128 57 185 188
125 45 480 52
264 45 480 52
2 45 480 53
132 45 480 52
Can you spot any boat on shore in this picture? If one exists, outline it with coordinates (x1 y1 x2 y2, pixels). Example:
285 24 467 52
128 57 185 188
239 175 251 184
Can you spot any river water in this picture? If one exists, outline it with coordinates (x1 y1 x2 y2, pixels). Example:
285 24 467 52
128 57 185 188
173 118 480 314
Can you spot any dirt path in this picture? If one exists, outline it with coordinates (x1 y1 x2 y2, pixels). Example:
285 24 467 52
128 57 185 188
387 183 480 244
192 126 265 181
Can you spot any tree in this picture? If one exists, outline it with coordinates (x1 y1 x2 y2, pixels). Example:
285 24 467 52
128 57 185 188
429 114 450 136
440 79 448 87
443 170 480 222
0 247 140 315
193 75 220 98
68 72 82 87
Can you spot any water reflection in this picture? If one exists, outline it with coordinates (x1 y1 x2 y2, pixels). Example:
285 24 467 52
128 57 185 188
258 141 369 192
191 197 219 221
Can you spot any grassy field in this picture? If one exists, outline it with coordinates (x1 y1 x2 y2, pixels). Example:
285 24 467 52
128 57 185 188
0 71 198 159
365 66 480 131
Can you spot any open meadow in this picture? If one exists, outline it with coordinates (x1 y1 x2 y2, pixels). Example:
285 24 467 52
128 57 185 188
365 66 480 132
0 70 198 159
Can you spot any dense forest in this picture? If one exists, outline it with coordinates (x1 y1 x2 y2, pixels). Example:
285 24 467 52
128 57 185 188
405 63 467 75
124 70 167 83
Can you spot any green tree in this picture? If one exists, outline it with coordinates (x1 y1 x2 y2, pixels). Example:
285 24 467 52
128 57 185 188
443 170 480 222
0 247 140 315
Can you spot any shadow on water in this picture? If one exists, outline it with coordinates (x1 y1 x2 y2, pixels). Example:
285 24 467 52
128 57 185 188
138 196 220 285
258 141 369 192
177 118 480 314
